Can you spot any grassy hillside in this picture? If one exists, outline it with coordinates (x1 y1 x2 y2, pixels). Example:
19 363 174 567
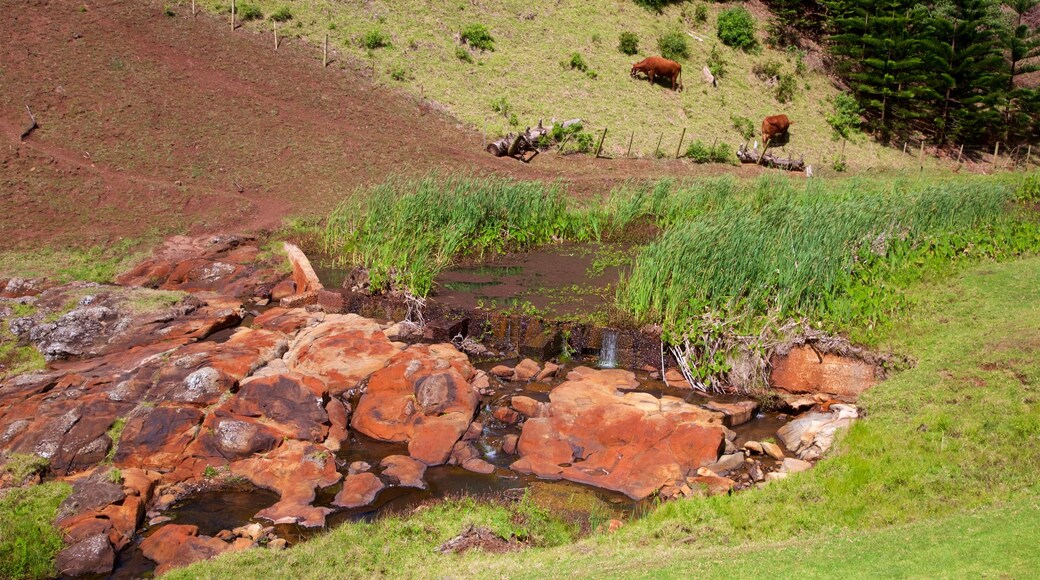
201 0 921 172
170 252 1040 578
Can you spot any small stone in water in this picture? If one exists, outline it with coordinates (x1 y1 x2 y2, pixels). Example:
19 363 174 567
348 461 371 475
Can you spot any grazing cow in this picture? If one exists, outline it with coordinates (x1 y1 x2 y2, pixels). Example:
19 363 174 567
630 56 683 91
761 114 792 146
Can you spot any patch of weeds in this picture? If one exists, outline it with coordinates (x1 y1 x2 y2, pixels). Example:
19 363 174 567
694 3 708 23
108 467 122 484
361 28 391 50
618 31 639 55
775 73 797 103
104 418 126 463
752 60 782 81
269 5 292 22
0 481 71 580
508 112 520 126
455 45 473 63
731 115 755 140
564 52 596 78
460 23 494 51
491 96 512 118
657 27 689 61
109 57 125 71
832 158 848 172
684 140 731 163
203 466 219 479
706 44 727 79
2 453 49 485
236 2 262 21
717 7 757 51
127 289 186 315
390 65 410 81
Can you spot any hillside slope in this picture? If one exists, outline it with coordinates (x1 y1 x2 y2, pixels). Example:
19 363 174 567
211 0 918 169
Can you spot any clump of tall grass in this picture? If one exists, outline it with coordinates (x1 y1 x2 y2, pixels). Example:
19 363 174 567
323 176 603 295
615 174 1040 338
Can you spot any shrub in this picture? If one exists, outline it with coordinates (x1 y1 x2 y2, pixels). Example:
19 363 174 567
574 132 595 153
491 96 511 117
461 23 494 51
269 5 292 22
694 3 708 23
706 44 727 78
455 45 473 63
827 93 863 139
657 28 689 61
618 31 639 55
362 28 391 49
752 60 782 81
686 140 712 163
568 52 588 72
717 7 757 50
236 2 262 21
390 66 409 81
731 115 755 140
775 73 797 103
633 0 672 11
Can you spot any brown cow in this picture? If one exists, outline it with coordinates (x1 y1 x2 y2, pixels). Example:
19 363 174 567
762 114 792 146
631 56 683 91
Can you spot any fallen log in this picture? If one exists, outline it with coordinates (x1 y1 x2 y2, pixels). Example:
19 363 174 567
737 143 805 171
485 119 553 162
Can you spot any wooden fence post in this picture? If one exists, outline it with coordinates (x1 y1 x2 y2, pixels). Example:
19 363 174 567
1027 145 1032 168
674 128 686 159
274 22 278 50
903 142 908 155
323 33 329 67
956 144 964 164
627 132 634 158
192 0 196 16
918 140 925 170
654 133 663 159
595 127 608 158
230 0 235 30
991 141 1000 172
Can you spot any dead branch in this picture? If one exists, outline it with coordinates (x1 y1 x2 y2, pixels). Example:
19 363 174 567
20 105 37 140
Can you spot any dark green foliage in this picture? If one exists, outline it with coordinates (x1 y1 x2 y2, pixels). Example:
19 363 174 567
573 132 596 153
633 0 680 11
827 93 863 139
706 43 727 78
568 52 588 72
455 45 473 63
362 28 391 49
390 66 409 81
685 140 732 163
657 28 689 61
461 23 494 51
618 31 639 55
269 5 292 22
717 7 757 50
752 60 782 80
775 73 797 103
235 2 262 20
694 4 708 23
731 115 755 140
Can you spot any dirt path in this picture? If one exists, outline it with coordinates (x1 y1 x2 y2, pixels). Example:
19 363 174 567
0 0 764 250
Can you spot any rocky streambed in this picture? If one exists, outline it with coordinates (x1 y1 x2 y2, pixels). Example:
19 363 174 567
0 235 871 577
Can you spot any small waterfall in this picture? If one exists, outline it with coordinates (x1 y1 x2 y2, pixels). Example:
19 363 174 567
598 329 618 369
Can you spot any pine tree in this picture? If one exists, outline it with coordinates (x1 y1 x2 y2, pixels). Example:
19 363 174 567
1003 0 1040 143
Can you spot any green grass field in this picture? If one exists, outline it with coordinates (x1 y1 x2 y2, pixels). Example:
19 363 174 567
168 252 1040 578
197 0 922 172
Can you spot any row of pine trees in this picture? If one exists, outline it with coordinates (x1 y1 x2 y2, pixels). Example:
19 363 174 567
767 0 1040 147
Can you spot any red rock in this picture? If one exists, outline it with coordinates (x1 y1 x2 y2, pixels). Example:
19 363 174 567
252 307 322 336
114 406 204 471
333 472 385 508
565 366 639 390
140 524 230 576
230 440 341 528
270 279 296 301
279 291 318 308
408 412 472 465
511 368 726 500
512 358 541 382
663 368 686 385
510 396 543 418
462 421 483 441
317 289 345 313
502 434 519 455
770 345 877 400
283 242 323 295
351 344 478 460
535 362 560 382
286 314 399 395
224 373 330 442
704 400 758 427
56 533 115 577
380 455 427 489
462 458 495 474
492 406 520 425
686 475 736 496
490 365 514 378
